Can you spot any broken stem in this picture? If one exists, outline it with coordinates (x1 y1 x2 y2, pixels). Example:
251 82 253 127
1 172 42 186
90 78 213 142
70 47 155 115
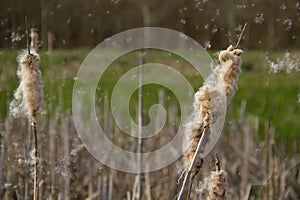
177 126 209 200
25 16 30 55
32 121 39 200
235 23 248 49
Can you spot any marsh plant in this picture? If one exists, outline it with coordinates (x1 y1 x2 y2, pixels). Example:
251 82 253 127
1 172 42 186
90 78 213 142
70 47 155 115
9 27 43 199
178 45 243 200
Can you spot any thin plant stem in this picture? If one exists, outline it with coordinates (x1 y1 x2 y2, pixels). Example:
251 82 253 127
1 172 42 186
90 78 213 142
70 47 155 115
235 23 248 49
137 53 145 199
25 16 30 55
215 153 220 171
186 178 192 200
32 121 39 200
177 126 209 200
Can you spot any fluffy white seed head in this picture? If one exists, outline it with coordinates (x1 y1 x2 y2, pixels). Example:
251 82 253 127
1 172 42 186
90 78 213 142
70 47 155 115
218 45 243 100
10 50 43 121
182 45 243 179
208 170 227 200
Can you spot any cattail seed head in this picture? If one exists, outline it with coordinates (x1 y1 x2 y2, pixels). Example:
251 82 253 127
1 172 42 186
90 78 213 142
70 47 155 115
208 170 227 200
183 87 213 179
183 119 204 178
181 45 243 187
10 50 43 122
218 45 243 100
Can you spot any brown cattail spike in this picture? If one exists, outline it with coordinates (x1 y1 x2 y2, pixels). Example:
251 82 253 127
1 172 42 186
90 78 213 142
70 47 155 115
10 50 43 122
178 45 243 200
184 87 212 180
208 156 227 200
218 45 243 100
20 52 43 121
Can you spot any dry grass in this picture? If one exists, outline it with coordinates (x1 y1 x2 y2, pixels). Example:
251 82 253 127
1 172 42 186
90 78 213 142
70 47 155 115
0 101 299 199
1 36 299 199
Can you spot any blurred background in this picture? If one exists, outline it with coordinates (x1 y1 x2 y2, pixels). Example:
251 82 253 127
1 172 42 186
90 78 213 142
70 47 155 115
1 0 300 49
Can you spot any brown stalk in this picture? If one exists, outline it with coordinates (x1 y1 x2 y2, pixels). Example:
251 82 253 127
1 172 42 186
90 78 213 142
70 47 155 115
25 16 40 200
177 126 209 200
235 23 248 49
32 121 39 200
25 16 30 55
136 52 145 199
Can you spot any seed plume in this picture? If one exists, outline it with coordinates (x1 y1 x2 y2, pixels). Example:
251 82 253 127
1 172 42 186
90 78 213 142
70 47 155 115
10 50 43 122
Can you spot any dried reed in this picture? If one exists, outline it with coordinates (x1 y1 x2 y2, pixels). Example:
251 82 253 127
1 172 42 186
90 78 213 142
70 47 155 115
9 17 43 200
177 45 243 199
208 156 227 200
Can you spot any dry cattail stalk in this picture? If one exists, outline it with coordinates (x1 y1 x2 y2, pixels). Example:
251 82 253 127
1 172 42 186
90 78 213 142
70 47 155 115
178 45 243 200
32 121 39 200
134 52 145 200
183 87 212 179
30 28 39 51
9 18 43 200
178 86 216 200
15 50 43 200
208 156 227 200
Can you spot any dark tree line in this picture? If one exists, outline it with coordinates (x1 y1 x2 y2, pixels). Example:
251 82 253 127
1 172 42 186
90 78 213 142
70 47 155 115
1 0 299 49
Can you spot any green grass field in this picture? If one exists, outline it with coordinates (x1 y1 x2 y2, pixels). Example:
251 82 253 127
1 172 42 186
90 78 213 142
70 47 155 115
1 48 299 152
